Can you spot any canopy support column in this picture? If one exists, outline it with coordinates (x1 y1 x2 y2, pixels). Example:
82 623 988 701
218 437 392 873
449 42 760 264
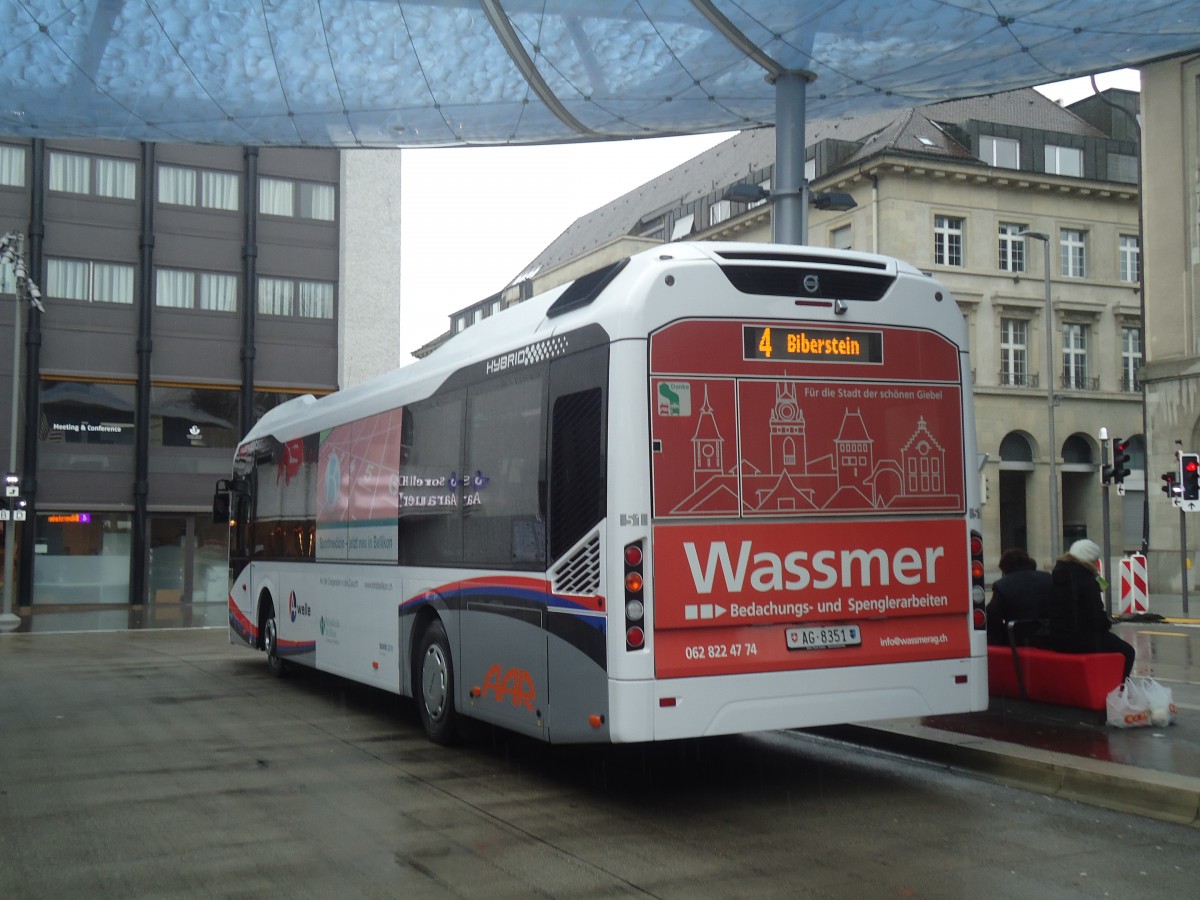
772 71 814 246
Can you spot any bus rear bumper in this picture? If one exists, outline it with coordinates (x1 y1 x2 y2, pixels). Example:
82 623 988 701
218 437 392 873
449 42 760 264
608 656 987 743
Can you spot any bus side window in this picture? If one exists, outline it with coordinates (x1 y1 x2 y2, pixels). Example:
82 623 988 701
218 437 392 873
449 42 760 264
397 393 464 566
463 370 547 568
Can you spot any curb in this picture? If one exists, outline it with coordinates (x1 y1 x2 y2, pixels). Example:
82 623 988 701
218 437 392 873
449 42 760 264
810 721 1200 828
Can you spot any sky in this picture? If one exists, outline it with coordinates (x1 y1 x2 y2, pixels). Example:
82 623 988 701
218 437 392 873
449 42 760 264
397 69 1140 357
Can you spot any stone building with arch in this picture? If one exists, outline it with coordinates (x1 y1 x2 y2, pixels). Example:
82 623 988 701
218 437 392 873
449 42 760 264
434 87 1146 579
1142 55 1200 592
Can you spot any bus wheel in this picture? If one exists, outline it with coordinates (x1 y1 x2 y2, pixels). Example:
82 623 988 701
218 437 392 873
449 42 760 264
416 620 457 744
263 600 286 678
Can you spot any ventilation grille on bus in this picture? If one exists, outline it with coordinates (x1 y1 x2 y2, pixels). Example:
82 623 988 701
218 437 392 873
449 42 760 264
551 531 602 597
550 387 605 560
715 249 889 271
717 264 896 302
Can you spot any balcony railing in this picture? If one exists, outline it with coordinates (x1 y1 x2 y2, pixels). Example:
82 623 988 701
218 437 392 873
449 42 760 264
998 370 1039 388
1061 372 1099 391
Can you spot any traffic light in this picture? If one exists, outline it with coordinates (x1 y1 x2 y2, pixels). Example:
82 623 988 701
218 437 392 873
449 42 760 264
1162 470 1179 497
1182 452 1200 501
1110 437 1132 485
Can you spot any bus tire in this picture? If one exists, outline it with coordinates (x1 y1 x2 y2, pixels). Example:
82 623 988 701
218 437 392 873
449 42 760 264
416 620 457 744
262 598 286 678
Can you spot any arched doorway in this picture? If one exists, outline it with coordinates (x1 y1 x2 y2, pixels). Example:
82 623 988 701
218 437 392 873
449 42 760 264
998 432 1034 552
1060 433 1096 547
1120 434 1147 551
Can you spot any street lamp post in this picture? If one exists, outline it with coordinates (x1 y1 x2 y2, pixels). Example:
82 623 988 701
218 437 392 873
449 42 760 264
2 289 20 632
1020 231 1060 561
1 232 44 632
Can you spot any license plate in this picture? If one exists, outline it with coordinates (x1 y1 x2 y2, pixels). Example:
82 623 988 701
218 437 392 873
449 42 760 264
785 624 861 651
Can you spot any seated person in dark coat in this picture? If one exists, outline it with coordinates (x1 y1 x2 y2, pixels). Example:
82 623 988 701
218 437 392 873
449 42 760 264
1040 539 1135 680
985 548 1052 646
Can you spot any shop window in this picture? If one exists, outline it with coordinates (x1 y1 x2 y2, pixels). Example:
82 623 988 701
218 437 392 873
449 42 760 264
33 512 132 605
40 380 135 445
151 386 240 448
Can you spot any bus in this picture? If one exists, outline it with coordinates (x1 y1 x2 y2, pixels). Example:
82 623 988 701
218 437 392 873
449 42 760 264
215 242 988 745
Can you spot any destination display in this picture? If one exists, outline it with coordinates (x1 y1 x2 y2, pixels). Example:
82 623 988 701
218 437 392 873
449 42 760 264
743 325 883 363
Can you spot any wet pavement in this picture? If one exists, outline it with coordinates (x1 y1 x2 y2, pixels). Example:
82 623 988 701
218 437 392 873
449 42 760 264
929 596 1200 778
2 600 229 633
836 592 1200 825
4 593 1200 825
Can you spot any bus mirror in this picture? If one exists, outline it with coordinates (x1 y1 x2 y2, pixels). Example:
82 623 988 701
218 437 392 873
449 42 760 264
212 490 231 524
213 478 242 523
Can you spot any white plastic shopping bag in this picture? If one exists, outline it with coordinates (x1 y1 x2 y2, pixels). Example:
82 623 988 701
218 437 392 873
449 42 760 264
1106 678 1151 728
1132 676 1178 726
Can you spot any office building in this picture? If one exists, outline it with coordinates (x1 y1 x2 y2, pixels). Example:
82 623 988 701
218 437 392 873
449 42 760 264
0 140 402 614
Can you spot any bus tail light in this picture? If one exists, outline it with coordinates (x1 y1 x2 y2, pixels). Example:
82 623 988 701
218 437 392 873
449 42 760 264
624 540 645 651
970 529 986 629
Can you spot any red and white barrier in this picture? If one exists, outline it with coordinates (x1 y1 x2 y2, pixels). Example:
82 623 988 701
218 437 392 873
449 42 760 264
1119 553 1149 616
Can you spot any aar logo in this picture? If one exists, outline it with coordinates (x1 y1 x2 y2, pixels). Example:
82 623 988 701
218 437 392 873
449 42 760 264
480 664 536 710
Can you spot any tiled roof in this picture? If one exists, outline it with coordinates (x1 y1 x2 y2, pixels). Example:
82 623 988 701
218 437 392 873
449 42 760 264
513 88 1113 282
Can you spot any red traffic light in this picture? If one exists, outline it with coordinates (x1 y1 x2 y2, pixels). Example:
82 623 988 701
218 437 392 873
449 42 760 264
1182 452 1200 501
1109 437 1132 484
1163 471 1180 495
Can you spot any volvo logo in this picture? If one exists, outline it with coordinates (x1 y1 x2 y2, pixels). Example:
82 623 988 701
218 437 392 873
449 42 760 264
802 274 820 293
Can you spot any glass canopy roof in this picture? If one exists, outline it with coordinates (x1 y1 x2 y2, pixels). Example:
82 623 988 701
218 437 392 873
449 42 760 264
2 0 1197 147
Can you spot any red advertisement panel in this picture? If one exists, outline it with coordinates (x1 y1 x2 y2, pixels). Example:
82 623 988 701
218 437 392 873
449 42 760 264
316 408 405 561
652 376 963 518
652 518 970 677
652 519 969 629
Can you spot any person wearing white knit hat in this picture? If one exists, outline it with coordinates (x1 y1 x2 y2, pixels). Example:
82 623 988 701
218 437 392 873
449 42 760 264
1068 539 1102 568
1039 538 1135 679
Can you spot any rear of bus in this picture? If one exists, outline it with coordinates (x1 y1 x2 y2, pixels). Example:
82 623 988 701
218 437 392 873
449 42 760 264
605 243 987 741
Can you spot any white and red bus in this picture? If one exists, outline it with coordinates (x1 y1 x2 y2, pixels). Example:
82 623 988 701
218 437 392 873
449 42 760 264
216 242 987 744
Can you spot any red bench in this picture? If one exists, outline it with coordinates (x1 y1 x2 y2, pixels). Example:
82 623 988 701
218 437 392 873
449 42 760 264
987 644 1124 711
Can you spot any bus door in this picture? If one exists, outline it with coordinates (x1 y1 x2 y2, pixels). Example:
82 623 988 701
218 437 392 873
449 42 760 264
457 369 550 737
